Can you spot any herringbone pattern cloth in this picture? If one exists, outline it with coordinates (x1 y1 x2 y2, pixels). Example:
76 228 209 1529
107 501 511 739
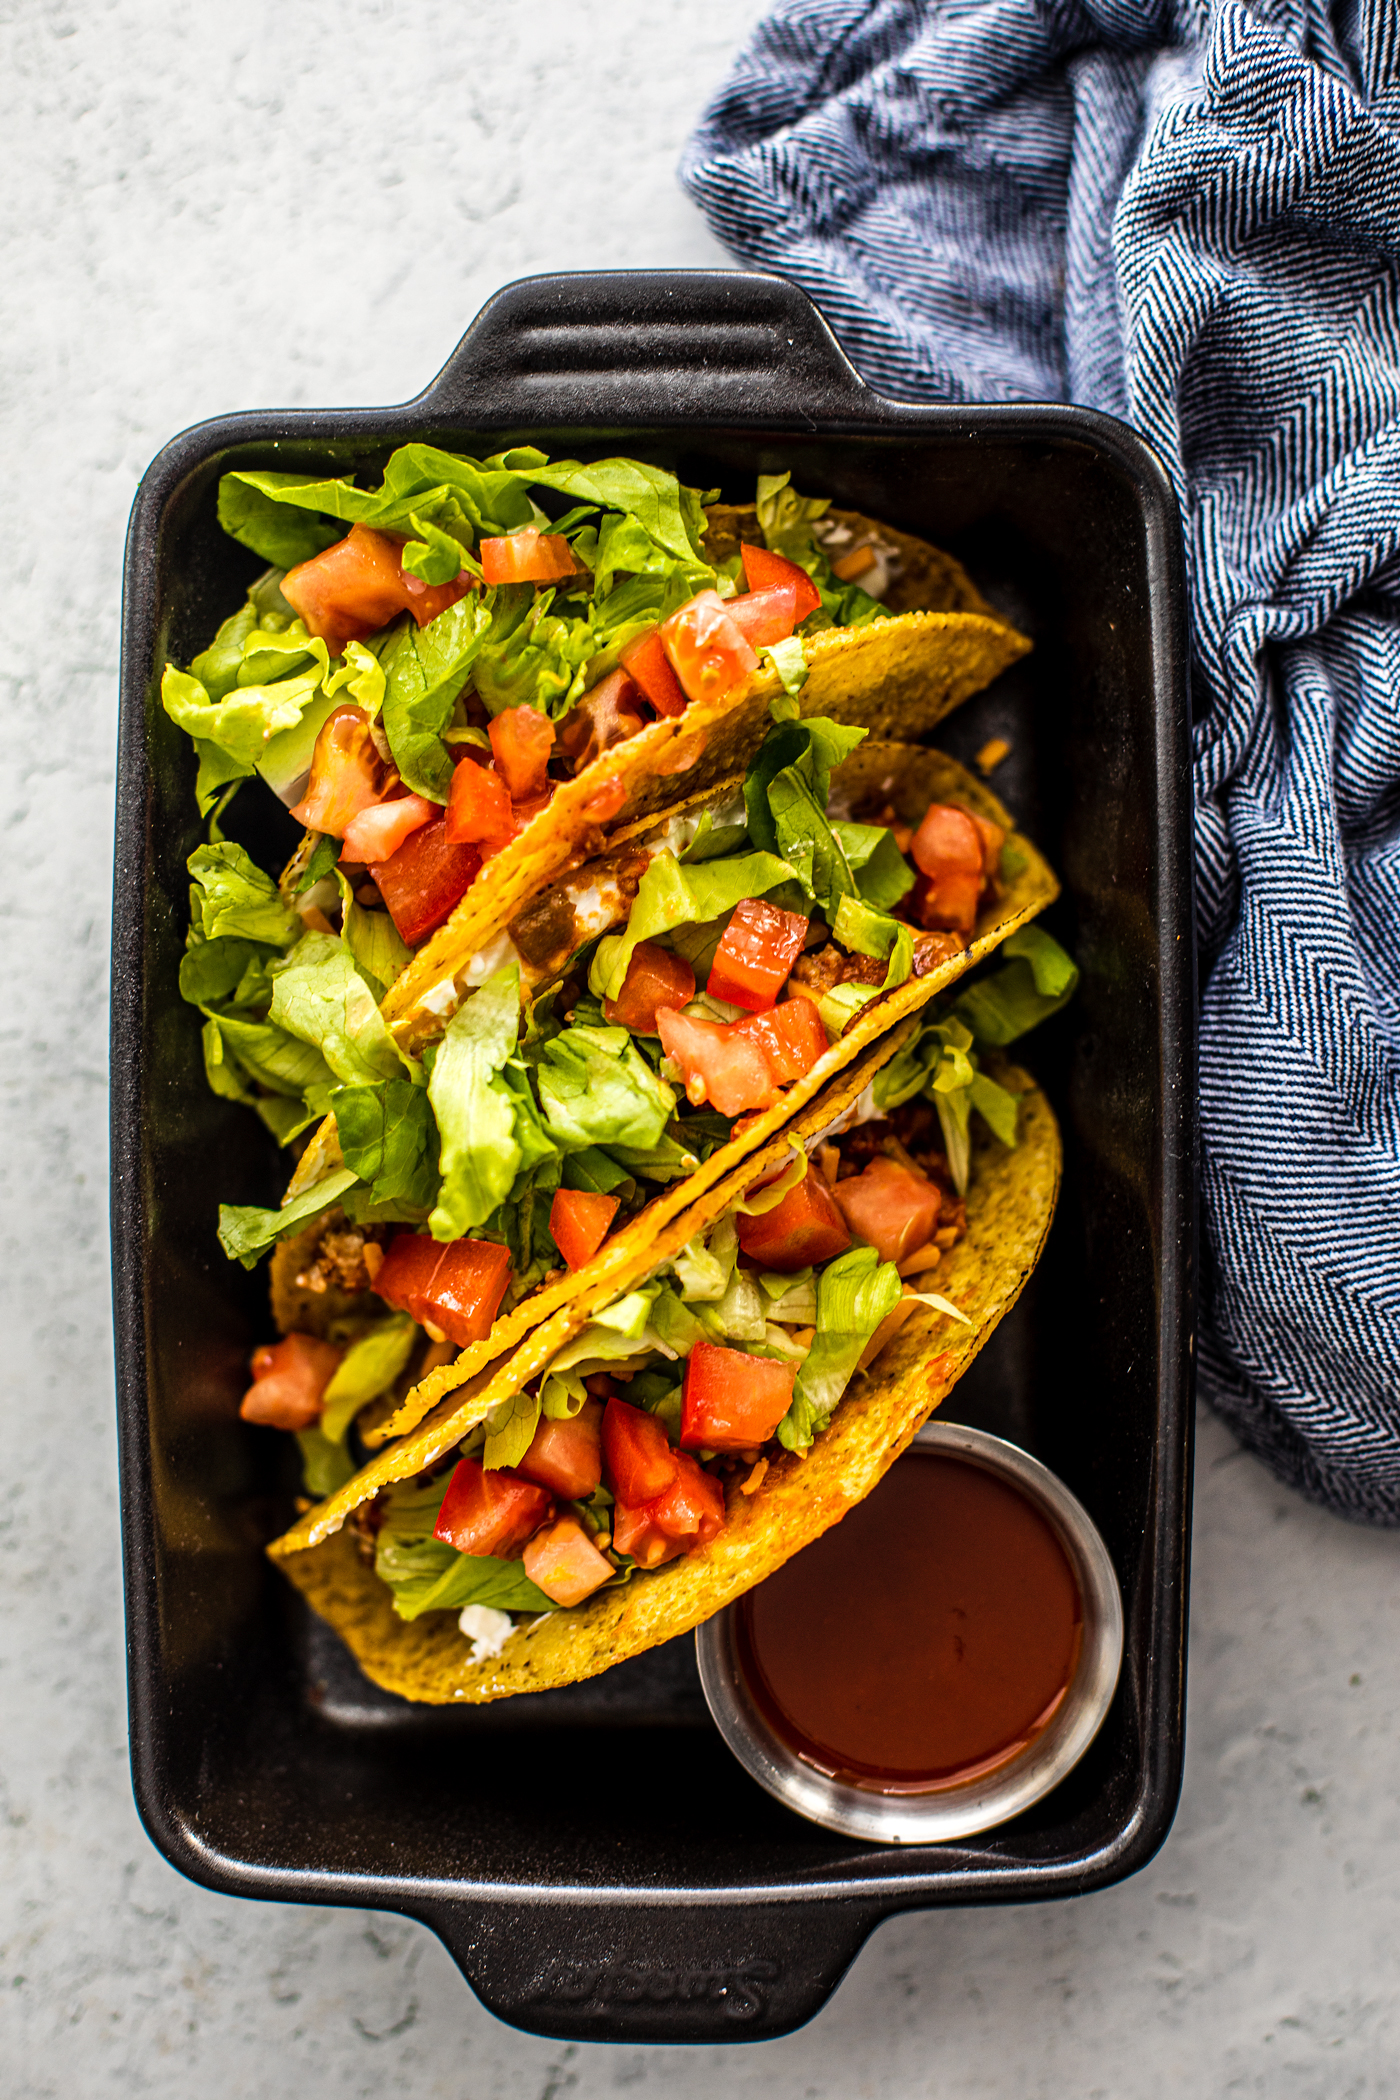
682 0 1400 1521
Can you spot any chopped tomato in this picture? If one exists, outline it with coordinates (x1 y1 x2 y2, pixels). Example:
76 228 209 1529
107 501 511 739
373 1232 445 1324
620 629 688 717
445 754 514 853
910 804 985 934
434 1458 551 1557
830 544 877 583
283 526 414 655
966 806 1006 875
398 565 473 628
288 705 395 836
611 1500 687 1569
649 1450 726 1543
832 1156 942 1263
488 705 555 801
602 941 695 1034
421 1239 513 1347
523 1516 614 1606
734 996 829 1083
240 1332 343 1431
601 1396 678 1507
341 791 434 865
680 1342 796 1453
740 541 823 619
725 581 800 650
371 810 481 945
659 590 758 706
549 1188 620 1272
478 528 582 586
735 1162 852 1271
708 898 810 1012
657 1007 780 1117
558 669 646 771
517 1398 603 1500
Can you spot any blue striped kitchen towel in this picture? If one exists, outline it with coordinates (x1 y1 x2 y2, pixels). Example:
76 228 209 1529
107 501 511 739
682 0 1400 1523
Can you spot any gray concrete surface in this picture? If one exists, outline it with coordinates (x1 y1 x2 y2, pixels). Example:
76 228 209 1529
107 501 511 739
4 2 1398 2093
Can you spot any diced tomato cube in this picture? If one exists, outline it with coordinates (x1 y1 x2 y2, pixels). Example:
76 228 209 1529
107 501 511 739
289 705 396 837
910 804 986 934
680 1342 796 1454
444 754 515 853
611 1501 687 1570
732 995 829 1082
398 566 473 627
740 542 823 619
371 810 481 945
240 1332 343 1431
523 1516 614 1605
832 1156 943 1263
548 1188 620 1272
488 705 555 801
421 1238 513 1347
283 526 413 655
725 581 800 650
341 791 435 865
602 941 696 1034
620 629 688 717
478 529 583 586
659 590 758 706
434 1457 552 1557
373 1232 446 1324
602 1396 678 1507
657 1007 780 1117
707 898 810 1013
734 1162 852 1271
649 1448 727 1544
966 807 1006 875
516 1398 604 1501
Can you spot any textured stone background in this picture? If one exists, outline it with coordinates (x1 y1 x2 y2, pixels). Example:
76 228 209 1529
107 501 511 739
4 2 1400 2092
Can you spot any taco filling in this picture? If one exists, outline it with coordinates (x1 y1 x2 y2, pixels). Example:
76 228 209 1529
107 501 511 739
207 710 1067 1469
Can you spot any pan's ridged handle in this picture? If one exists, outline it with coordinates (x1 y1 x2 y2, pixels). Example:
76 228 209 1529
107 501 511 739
414 270 871 426
421 1895 881 2043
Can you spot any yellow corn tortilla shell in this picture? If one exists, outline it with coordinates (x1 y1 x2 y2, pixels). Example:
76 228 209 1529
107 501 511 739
379 516 1029 1040
273 1062 1060 1704
350 741 1056 1443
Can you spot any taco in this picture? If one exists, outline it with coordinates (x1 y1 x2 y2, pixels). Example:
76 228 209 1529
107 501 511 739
163 448 1028 1021
225 717 1065 1481
268 1034 1061 1705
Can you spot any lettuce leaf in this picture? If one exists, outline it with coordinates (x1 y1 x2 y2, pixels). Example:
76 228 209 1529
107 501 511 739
202 1010 335 1100
266 933 403 1086
952 925 1079 1045
833 822 916 911
331 1078 439 1211
187 843 299 948
483 1389 542 1472
334 868 412 1002
378 592 492 801
588 848 794 1005
779 1245 903 1452
427 964 551 1238
319 1314 417 1442
374 1475 552 1621
831 894 914 990
872 1011 1021 1194
742 713 869 917
217 1166 359 1267
533 1023 676 1154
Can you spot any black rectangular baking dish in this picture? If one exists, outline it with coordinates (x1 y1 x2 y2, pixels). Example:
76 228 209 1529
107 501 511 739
112 270 1194 2045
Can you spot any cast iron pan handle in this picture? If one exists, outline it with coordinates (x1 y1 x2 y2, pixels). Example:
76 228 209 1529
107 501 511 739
413 270 872 429
419 1894 883 2043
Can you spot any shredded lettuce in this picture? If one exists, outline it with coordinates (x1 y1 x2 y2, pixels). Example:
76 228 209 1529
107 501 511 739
483 1389 542 1471
831 894 914 990
319 1314 417 1443
333 868 412 1003
217 1167 359 1268
377 592 491 801
779 1246 903 1452
743 712 869 917
952 924 1079 1045
833 822 916 911
873 1011 1024 1194
427 964 554 1238
331 1078 439 1212
533 1023 676 1154
188 843 299 948
374 1475 552 1620
266 933 404 1087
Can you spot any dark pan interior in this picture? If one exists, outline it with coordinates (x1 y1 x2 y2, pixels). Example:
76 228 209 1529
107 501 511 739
114 285 1192 2042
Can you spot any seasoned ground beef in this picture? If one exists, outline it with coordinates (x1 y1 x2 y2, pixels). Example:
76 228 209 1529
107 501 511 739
296 1220 389 1297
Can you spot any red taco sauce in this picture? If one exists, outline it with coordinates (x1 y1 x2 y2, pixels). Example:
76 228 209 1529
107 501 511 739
734 1450 1083 1793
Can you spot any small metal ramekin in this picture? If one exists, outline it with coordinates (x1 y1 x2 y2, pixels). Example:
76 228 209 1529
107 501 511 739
695 1422 1124 1843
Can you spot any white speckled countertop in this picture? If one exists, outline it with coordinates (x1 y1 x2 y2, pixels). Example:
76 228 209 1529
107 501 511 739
5 4 1398 2092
